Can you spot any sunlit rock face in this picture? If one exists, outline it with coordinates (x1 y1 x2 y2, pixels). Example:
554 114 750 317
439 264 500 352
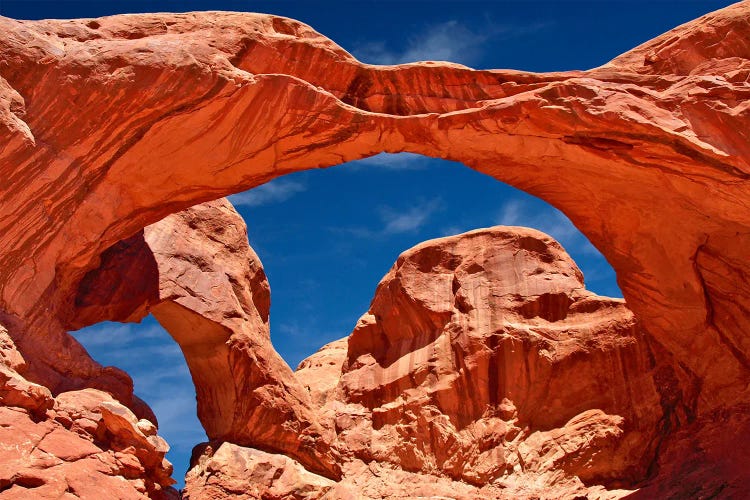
0 1 749 498
180 226 697 499
335 227 665 487
0 325 176 499
73 199 340 478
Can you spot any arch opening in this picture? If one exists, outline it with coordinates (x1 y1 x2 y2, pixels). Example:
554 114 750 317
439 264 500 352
70 317 205 489
70 153 622 487
236 154 622 368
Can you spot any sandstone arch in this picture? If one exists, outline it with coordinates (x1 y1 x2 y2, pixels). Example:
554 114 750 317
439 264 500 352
73 199 674 498
1 2 750 497
72 199 339 478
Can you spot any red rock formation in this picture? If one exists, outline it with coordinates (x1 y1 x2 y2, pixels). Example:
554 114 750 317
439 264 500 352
184 443 335 500
182 226 680 499
0 325 176 499
0 199 337 496
0 2 748 498
73 199 339 478
334 228 666 486
144 201 338 478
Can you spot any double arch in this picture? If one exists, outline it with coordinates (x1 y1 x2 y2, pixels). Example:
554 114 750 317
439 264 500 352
0 4 749 486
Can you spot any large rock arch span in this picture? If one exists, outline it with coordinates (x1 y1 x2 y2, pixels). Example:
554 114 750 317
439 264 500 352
0 2 749 498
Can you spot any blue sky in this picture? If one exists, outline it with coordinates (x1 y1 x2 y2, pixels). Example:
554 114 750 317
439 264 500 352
3 0 734 487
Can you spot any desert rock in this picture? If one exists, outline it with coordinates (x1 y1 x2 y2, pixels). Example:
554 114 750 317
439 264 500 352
0 326 175 499
0 2 749 498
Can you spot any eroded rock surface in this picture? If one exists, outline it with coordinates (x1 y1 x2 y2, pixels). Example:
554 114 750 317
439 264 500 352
182 227 679 499
73 199 339 478
0 2 749 499
0 326 176 499
332 228 667 488
184 442 335 500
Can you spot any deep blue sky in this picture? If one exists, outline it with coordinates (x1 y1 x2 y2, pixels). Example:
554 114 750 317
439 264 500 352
3 0 734 487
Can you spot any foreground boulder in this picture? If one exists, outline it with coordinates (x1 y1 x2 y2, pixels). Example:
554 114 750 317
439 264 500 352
0 326 176 499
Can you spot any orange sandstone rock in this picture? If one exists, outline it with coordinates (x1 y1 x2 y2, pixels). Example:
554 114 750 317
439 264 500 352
72 199 339 478
183 442 335 500
333 228 666 487
0 2 748 498
0 324 176 498
183 227 674 499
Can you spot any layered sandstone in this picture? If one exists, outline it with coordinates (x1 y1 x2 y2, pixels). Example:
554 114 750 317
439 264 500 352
333 228 666 487
181 227 674 499
74 199 339 478
0 2 749 498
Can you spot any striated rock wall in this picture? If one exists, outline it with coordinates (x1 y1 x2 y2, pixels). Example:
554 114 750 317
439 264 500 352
72 199 340 478
1 4 749 413
333 228 667 487
180 226 688 499
0 2 749 498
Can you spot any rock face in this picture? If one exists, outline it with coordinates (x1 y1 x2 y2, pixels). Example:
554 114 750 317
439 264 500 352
0 325 176 499
335 228 665 487
0 2 749 499
180 227 676 499
184 443 335 500
74 199 340 478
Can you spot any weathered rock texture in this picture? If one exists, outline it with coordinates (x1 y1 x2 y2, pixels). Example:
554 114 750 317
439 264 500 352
335 228 665 487
74 199 340 479
0 1 749 498
180 227 682 499
0 325 176 498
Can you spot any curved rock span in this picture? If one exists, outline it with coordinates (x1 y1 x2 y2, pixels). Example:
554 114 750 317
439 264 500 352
0 2 749 498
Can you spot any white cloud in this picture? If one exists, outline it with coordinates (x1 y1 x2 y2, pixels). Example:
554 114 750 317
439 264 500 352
352 20 551 67
149 392 202 434
439 225 464 237
497 199 524 226
353 41 395 65
347 152 427 170
331 199 442 239
353 21 486 66
229 179 306 207
495 199 598 256
381 199 441 234
402 21 486 64
71 322 167 349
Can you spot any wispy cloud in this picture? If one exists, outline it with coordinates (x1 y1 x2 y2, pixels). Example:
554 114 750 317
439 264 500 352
496 199 599 257
72 322 168 349
229 179 306 207
72 323 183 368
354 21 486 66
381 200 441 234
347 152 427 171
439 225 465 237
331 199 442 239
352 20 550 67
